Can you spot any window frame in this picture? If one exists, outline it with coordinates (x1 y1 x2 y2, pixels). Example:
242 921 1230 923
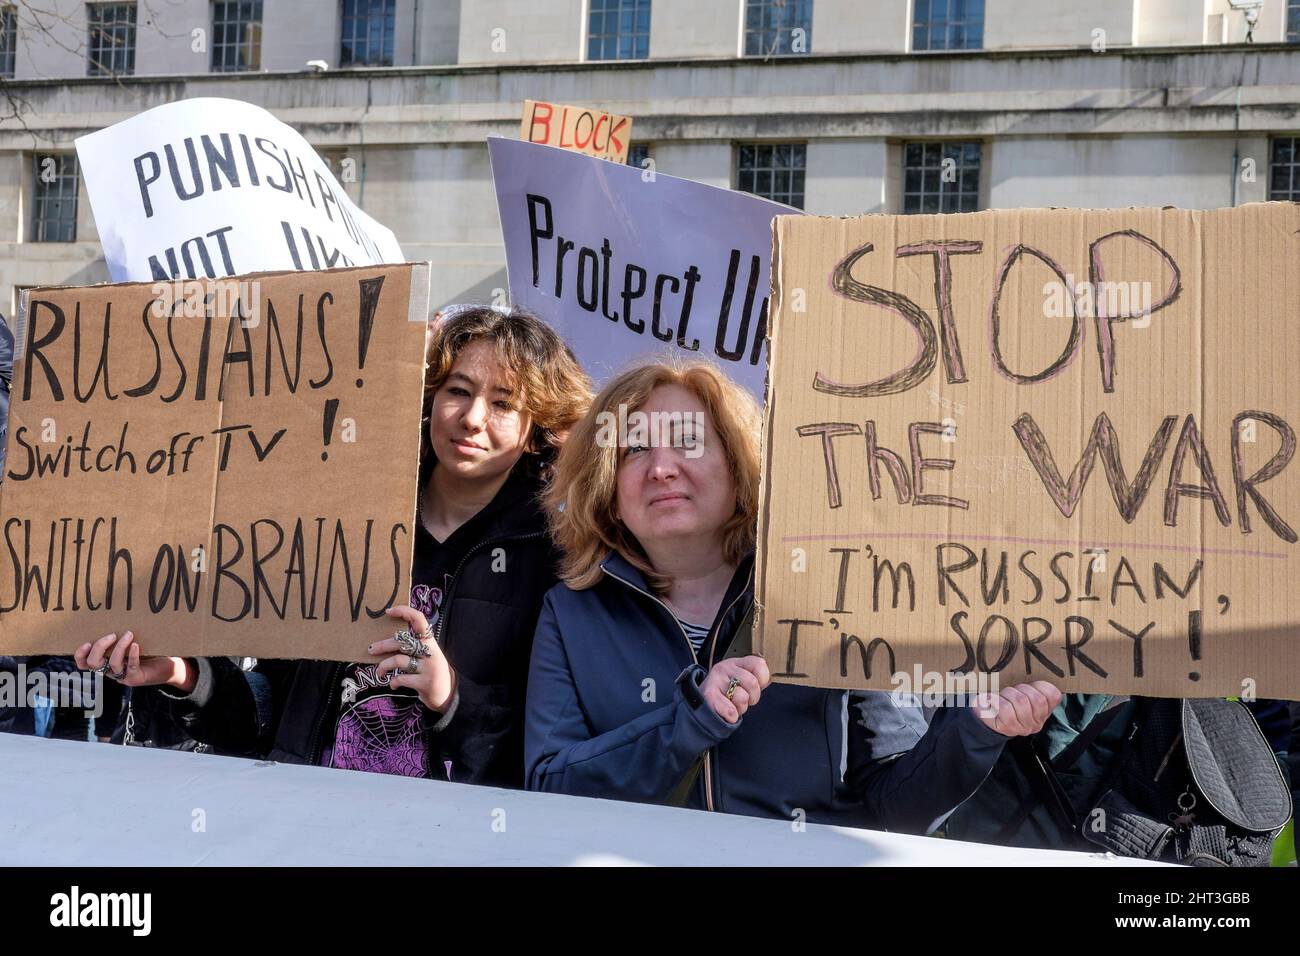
585 0 652 62
735 142 807 210
911 0 984 52
211 0 263 73
627 143 653 171
742 0 813 57
30 153 81 244
0 5 16 80
901 140 982 215
1268 136 1300 202
339 0 396 68
86 1 137 77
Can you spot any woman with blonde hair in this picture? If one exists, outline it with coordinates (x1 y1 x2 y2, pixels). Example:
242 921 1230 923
78 307 592 788
526 359 1061 828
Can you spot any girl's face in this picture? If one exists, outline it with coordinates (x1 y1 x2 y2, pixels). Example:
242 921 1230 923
428 340 533 484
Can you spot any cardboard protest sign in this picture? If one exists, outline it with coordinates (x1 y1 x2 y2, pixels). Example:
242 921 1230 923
75 97 404 283
489 137 798 398
0 264 429 662
520 99 632 164
756 204 1300 699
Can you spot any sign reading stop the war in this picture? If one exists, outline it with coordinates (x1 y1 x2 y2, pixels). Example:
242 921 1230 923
756 203 1300 699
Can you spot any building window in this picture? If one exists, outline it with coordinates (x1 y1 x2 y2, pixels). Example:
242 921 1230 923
744 0 812 56
1269 137 1300 201
903 142 980 213
212 1 262 72
340 0 395 67
587 0 650 61
87 2 137 76
913 0 983 51
31 155 80 243
1289 1 1300 41
737 143 805 209
0 6 15 80
627 144 652 171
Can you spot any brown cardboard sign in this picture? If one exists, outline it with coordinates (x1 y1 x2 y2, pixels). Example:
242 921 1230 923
0 263 428 662
757 204 1300 699
520 99 632 164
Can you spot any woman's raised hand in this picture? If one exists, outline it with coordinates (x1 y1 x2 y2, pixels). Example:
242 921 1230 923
700 655 771 724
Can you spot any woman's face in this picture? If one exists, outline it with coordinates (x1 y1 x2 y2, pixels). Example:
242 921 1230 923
428 339 532 484
615 383 736 555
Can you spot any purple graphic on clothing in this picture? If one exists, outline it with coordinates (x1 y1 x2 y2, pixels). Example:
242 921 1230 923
325 578 452 777
410 581 443 622
330 690 428 776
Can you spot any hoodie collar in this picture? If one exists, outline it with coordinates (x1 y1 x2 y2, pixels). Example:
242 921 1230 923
423 455 549 545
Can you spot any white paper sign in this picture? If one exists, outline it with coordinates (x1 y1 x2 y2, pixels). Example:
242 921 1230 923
75 98 404 282
488 137 800 397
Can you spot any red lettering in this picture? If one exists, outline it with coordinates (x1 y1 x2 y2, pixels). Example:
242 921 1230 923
592 113 610 154
608 116 628 156
573 110 596 150
558 107 576 148
527 102 553 145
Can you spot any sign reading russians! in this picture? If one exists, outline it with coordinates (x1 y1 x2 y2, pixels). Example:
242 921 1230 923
0 265 429 662
756 204 1300 699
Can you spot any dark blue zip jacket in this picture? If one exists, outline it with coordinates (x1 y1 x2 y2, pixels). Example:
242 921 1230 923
525 551 1012 832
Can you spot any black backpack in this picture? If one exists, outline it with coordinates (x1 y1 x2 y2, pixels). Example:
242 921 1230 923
1012 698 1291 866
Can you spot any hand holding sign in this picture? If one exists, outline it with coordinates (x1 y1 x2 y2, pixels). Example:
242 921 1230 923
973 681 1062 737
74 631 196 693
369 605 456 714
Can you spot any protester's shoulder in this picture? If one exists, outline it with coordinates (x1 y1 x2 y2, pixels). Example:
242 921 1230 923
542 577 594 614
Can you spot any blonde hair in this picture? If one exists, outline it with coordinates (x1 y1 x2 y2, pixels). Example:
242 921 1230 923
547 360 761 594
420 307 592 477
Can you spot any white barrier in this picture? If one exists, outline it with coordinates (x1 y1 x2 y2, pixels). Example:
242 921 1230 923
0 734 1160 866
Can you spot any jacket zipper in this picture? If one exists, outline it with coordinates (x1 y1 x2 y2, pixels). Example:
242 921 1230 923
702 580 751 816
601 565 751 814
308 661 345 764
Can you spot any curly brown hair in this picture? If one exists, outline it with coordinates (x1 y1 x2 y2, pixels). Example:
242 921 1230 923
420 307 593 480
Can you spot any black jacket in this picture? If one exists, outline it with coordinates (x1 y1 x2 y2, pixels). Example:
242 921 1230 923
151 457 559 788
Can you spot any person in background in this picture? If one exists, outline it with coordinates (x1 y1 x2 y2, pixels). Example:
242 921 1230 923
78 307 592 787
526 360 1062 829
943 693 1291 865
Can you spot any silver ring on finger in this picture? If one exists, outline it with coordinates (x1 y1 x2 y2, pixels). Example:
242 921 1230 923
404 656 420 676
93 662 111 676
725 676 740 701
107 664 127 681
394 629 430 659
